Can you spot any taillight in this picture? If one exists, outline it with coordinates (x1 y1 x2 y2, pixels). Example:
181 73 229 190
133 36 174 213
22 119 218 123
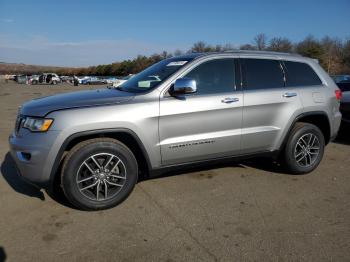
335 89 342 101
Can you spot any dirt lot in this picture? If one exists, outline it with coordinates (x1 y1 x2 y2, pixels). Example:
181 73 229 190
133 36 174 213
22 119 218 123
0 81 349 262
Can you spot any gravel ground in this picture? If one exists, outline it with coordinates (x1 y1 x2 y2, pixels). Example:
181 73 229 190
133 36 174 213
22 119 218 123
0 81 349 262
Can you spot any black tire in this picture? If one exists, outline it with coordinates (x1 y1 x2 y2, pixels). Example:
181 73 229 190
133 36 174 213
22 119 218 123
32 80 38 85
52 80 57 85
61 138 138 210
282 122 325 174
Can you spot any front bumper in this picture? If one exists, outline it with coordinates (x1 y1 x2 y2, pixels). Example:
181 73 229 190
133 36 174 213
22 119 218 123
8 129 61 188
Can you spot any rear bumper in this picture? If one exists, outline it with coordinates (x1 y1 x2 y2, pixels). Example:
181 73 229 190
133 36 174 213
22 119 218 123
330 111 342 141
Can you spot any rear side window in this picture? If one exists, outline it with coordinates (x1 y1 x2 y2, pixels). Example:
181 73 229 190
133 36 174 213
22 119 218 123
242 59 284 90
185 58 235 95
283 61 322 87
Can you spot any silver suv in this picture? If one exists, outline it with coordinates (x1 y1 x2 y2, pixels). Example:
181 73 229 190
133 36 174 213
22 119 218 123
9 51 342 210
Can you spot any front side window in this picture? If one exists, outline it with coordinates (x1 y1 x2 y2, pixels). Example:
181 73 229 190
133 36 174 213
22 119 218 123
283 61 322 87
184 58 235 95
242 58 284 90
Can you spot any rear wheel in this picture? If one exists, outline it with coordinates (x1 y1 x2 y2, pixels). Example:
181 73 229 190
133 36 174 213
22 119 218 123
61 138 138 210
52 80 57 85
282 122 325 174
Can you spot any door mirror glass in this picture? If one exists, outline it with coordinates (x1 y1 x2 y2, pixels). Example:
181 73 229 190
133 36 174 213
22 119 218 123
171 78 197 95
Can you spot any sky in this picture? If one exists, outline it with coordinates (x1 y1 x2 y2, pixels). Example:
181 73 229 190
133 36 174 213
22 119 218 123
0 0 349 67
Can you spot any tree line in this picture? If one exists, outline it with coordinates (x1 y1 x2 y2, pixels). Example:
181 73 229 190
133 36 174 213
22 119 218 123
72 34 350 76
3 34 350 76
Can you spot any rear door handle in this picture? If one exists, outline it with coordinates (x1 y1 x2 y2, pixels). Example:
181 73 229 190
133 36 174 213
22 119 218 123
221 97 239 103
283 92 297 98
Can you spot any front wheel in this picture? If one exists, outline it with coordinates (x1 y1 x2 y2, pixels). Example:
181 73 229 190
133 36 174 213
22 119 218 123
61 138 138 210
282 122 325 174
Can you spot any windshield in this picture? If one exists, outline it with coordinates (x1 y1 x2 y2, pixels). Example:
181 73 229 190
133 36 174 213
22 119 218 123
119 58 193 93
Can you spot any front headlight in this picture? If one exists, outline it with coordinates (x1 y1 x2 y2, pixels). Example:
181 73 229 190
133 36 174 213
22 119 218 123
22 117 53 132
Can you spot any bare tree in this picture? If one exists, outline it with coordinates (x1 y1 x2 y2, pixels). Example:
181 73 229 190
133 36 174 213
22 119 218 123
190 41 216 53
174 49 183 56
191 41 208 52
240 44 256 50
253 33 267 50
214 44 223 52
222 43 235 51
296 35 325 62
161 51 172 59
321 36 343 74
343 39 350 71
268 37 293 52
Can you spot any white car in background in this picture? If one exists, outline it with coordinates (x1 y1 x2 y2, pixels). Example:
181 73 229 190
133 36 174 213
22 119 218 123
106 77 119 85
30 73 61 85
78 76 91 84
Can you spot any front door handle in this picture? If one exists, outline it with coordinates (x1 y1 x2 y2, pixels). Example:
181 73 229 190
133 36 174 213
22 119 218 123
221 97 239 103
283 92 297 98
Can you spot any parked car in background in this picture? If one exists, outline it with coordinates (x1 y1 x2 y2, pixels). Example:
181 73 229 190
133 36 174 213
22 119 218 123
85 77 107 85
336 81 350 92
106 77 119 85
15 75 27 84
78 76 91 84
30 73 61 85
9 51 342 210
7 75 16 80
78 76 106 85
27 75 38 84
340 91 350 125
332 75 350 83
112 74 134 87
60 76 73 83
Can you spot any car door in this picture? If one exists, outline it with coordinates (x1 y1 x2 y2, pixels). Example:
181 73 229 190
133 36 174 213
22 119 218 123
240 57 303 154
159 57 243 165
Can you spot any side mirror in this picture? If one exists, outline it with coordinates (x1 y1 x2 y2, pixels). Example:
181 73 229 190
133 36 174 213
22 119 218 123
170 78 197 95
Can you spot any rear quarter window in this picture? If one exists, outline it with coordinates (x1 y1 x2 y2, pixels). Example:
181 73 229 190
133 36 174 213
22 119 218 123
283 61 322 87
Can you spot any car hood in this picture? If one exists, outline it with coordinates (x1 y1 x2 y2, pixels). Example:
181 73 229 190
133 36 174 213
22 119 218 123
20 88 134 116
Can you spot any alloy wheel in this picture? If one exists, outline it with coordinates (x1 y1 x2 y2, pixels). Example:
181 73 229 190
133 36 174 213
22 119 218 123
76 153 127 201
294 133 320 167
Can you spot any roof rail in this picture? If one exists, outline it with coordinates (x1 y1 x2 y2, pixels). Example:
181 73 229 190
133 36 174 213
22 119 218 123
222 49 302 57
